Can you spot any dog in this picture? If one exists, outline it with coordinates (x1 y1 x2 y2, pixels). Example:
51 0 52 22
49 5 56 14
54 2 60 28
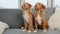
34 2 49 32
21 2 33 33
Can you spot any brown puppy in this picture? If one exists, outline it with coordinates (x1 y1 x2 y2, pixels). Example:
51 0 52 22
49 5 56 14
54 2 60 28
21 2 33 33
34 2 49 32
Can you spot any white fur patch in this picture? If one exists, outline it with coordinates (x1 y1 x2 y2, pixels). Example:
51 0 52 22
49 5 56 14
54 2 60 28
28 30 31 33
23 11 29 23
22 29 26 31
34 30 37 32
35 14 42 25
43 29 46 32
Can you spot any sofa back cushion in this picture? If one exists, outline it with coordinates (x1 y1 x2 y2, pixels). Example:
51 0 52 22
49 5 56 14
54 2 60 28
0 8 55 28
45 7 55 20
0 9 24 28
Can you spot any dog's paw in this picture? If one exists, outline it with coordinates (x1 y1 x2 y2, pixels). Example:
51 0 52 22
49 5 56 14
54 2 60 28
28 30 31 33
21 27 24 29
43 29 46 32
22 29 26 31
34 30 37 32
32 28 34 31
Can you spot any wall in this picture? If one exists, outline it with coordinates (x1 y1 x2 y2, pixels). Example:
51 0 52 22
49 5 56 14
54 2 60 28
0 0 18 8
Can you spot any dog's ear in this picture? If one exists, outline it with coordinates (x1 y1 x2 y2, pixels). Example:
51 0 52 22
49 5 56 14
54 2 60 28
29 3 32 8
35 5 37 11
21 5 23 8
21 4 24 9
41 4 45 11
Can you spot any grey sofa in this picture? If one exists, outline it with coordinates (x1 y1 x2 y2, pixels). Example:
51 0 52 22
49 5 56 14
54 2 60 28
0 8 60 34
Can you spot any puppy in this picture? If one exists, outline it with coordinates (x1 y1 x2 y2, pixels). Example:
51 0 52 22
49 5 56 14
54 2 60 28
34 2 49 32
21 2 33 33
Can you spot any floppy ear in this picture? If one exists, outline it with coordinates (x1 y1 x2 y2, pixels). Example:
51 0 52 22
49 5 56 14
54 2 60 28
41 4 45 11
21 4 24 9
35 5 38 11
21 3 25 9
21 5 23 9
29 4 32 8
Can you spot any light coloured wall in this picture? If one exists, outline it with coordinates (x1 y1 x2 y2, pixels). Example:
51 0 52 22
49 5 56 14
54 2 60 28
47 0 52 7
18 0 25 8
0 0 18 8
0 0 53 9
20 0 52 8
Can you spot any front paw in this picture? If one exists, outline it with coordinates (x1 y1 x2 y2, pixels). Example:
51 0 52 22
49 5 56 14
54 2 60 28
32 28 34 31
22 29 26 31
34 30 38 32
21 27 24 29
28 30 32 33
43 29 46 32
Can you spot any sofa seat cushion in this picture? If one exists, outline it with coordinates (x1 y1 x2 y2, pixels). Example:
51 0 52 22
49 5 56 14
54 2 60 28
4 29 60 34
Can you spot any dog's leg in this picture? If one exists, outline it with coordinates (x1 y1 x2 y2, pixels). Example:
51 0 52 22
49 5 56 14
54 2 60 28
40 13 47 32
28 16 33 33
34 20 38 32
22 20 27 31
46 20 49 29
42 19 47 32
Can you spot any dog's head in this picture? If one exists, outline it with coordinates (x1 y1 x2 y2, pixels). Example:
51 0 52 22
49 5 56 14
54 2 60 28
35 2 45 11
21 2 32 10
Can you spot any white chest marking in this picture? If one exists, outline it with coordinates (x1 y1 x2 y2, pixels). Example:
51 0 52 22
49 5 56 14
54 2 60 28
35 14 42 25
23 11 29 23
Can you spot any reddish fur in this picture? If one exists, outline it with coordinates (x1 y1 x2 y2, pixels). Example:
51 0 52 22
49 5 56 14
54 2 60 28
34 2 49 31
21 2 33 32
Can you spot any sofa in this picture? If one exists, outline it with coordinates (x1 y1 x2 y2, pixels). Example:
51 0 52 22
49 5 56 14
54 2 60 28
0 8 60 34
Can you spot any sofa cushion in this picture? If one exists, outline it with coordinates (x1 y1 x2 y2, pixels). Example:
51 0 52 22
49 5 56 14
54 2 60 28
45 7 55 20
3 29 60 34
